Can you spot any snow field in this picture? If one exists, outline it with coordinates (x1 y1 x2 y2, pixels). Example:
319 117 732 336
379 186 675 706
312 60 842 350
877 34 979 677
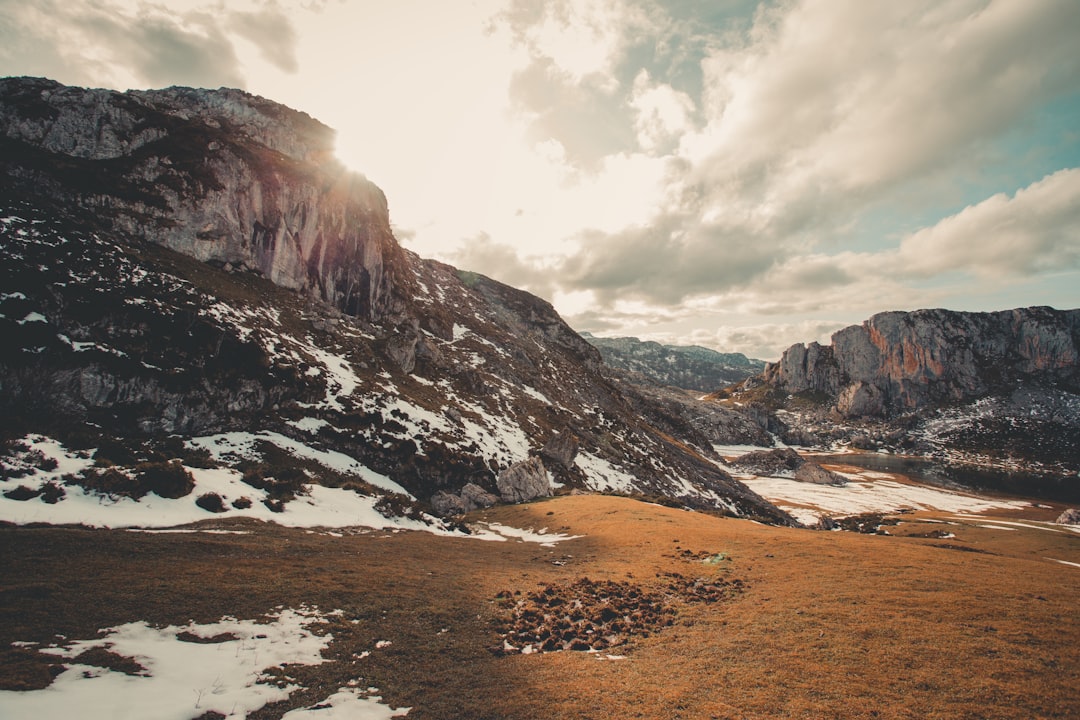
0 435 586 546
737 469 1030 524
0 607 410 720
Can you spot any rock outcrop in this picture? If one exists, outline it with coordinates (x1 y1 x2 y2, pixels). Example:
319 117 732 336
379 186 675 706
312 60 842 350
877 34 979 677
0 76 409 321
761 308 1080 418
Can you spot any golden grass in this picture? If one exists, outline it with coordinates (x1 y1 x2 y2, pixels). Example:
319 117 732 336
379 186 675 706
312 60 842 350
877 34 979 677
1 495 1078 719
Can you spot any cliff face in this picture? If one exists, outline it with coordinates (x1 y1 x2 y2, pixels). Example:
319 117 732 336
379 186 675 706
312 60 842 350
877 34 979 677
762 307 1080 417
0 77 408 321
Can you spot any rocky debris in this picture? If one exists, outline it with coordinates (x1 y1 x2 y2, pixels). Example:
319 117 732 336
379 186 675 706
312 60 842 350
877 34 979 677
493 574 745 655
430 482 499 517
761 307 1080 419
826 513 899 534
540 432 580 469
581 333 765 392
1056 508 1080 525
728 447 846 485
496 457 551 503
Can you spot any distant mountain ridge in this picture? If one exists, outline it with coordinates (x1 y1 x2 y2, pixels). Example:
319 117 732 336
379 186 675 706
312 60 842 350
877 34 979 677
581 332 765 392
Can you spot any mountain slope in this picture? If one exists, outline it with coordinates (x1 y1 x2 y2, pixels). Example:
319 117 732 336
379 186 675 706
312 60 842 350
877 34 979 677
0 77 790 524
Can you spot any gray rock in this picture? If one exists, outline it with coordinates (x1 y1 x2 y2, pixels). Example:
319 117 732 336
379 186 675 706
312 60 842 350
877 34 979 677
460 482 498 510
729 447 803 476
497 457 551 503
430 491 467 517
837 381 884 417
793 463 847 486
0 77 410 322
430 483 500 517
541 432 580 469
1056 508 1080 525
729 447 845 485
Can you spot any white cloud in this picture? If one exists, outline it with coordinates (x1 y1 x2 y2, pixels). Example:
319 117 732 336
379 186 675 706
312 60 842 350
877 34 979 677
630 70 696 152
896 168 1080 278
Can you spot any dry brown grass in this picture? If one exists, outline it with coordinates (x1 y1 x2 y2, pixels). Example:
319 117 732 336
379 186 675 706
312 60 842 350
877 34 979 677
1 495 1078 719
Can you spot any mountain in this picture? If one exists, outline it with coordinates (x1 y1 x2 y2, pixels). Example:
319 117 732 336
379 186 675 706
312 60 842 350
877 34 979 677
0 77 790 525
581 333 765 392
724 308 1080 480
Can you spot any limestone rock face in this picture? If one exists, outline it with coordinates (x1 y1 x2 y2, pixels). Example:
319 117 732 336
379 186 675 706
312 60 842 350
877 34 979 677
0 77 409 321
497 457 552 503
762 307 1080 417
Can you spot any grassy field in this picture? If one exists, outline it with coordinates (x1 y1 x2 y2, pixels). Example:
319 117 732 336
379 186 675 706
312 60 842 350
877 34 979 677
2 494 1078 719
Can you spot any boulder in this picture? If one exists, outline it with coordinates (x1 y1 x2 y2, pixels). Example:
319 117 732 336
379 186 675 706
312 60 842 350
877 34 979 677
497 457 551 503
460 482 499 510
728 447 803 476
430 491 467 517
793 463 847 486
541 432 580 469
429 483 499 517
1056 508 1080 525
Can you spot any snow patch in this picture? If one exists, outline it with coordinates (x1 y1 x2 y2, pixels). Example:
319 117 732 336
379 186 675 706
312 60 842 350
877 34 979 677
471 522 582 546
189 431 408 497
0 607 344 720
575 452 638 493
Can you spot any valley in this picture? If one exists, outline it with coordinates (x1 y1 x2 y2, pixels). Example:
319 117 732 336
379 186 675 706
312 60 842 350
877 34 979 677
2 486 1077 719
1 77 1078 719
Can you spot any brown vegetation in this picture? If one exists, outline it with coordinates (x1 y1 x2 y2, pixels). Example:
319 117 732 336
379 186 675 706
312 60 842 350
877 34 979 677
1 495 1078 719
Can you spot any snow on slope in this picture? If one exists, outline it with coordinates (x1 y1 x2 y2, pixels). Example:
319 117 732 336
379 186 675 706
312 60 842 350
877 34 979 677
0 434 579 546
0 607 410 720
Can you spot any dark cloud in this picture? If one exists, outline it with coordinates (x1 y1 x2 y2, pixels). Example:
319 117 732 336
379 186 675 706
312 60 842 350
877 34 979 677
508 58 637 170
227 6 300 74
101 10 246 88
558 206 779 306
0 1 296 90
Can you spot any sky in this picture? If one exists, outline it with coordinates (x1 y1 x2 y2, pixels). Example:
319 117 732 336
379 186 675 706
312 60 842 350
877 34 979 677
2 0 1079 360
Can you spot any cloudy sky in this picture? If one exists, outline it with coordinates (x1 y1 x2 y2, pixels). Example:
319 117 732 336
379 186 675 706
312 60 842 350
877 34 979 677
2 0 1079 359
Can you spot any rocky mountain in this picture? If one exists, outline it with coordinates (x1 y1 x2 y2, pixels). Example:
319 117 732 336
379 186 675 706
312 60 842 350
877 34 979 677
581 332 764 392
724 308 1080 480
0 77 791 524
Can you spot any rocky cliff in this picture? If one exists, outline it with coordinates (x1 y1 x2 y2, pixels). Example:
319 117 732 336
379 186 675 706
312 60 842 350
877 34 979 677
761 307 1080 417
725 307 1080 481
0 77 791 524
0 77 409 321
